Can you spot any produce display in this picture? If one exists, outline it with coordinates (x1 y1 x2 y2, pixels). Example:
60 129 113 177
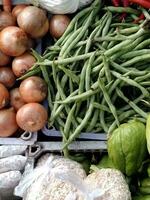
0 0 150 199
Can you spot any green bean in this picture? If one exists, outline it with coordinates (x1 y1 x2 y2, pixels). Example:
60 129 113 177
141 81 150 86
63 96 95 148
86 109 99 132
51 90 79 121
86 54 95 91
111 71 149 97
104 6 140 15
135 73 150 82
119 95 144 112
93 102 111 113
121 49 150 60
135 38 150 50
98 77 119 126
55 5 94 46
102 12 112 37
141 8 150 20
64 104 76 140
121 54 150 68
103 55 111 83
85 24 101 53
36 51 102 67
116 88 148 119
111 23 138 27
60 11 94 58
115 26 140 35
57 87 100 104
108 110 135 134
40 66 54 110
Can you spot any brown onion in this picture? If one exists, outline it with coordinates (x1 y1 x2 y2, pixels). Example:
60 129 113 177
49 15 70 39
0 67 16 88
12 52 36 77
12 4 28 18
0 50 11 66
0 107 18 137
16 103 47 132
10 88 26 111
17 6 49 39
19 76 47 103
0 26 29 56
0 11 16 31
0 83 9 109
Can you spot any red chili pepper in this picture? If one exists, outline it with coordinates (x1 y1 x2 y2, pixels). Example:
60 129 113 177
120 0 129 20
133 13 145 23
2 0 11 12
112 0 121 6
129 0 150 9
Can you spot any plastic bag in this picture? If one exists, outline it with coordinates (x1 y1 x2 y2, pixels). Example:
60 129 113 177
0 171 21 197
28 0 93 14
15 155 86 199
0 155 27 174
0 145 27 158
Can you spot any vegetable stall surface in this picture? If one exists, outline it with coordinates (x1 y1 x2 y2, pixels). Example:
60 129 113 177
23 0 150 155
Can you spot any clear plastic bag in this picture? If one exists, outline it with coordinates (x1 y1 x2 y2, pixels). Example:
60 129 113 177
28 0 93 14
0 155 27 174
0 145 27 158
14 155 86 200
0 171 21 197
15 154 107 200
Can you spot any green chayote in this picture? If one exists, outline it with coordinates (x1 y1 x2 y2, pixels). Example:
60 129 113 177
108 120 147 176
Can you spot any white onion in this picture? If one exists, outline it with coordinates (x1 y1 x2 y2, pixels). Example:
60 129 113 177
28 0 93 14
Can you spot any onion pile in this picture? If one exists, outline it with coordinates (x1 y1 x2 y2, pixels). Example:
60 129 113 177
0 67 16 88
49 14 71 39
0 3 68 137
19 76 47 103
12 52 36 77
17 6 49 38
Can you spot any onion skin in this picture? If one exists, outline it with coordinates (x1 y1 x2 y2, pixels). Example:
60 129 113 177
49 15 70 39
0 83 9 109
12 52 36 77
0 67 16 88
17 6 49 39
19 76 47 103
0 107 18 137
0 50 11 66
16 103 48 132
10 88 26 111
0 11 16 31
0 26 29 56
12 4 28 18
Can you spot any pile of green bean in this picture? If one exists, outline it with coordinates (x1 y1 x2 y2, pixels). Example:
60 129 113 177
23 0 150 155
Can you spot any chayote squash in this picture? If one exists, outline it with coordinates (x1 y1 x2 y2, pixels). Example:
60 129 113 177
146 115 150 154
108 120 147 176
